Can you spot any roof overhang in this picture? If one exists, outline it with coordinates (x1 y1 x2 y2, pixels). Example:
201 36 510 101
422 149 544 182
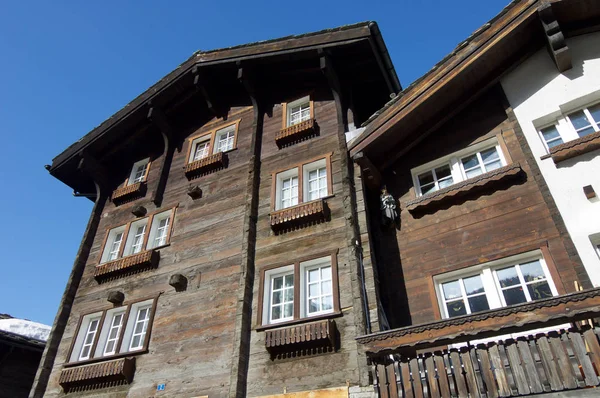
349 0 600 171
48 22 401 196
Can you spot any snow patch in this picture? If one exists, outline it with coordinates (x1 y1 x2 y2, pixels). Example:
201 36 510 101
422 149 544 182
0 318 51 342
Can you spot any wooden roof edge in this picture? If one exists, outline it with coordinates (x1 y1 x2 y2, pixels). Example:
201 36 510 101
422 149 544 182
349 0 542 156
49 22 398 174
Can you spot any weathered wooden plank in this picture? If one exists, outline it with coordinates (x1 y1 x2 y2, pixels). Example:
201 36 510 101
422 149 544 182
527 337 550 393
378 363 391 398
434 352 451 398
409 358 424 398
387 363 400 398
425 355 440 398
517 337 543 393
583 327 600 375
496 341 517 395
401 359 414 398
568 330 598 386
461 348 481 398
537 334 563 391
561 331 585 388
450 350 469 398
548 331 578 389
488 344 510 397
476 345 498 398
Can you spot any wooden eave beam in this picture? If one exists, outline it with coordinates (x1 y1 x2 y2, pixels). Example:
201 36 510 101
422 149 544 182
77 153 109 200
538 3 572 72
146 105 174 207
191 65 219 117
353 152 381 190
349 0 541 158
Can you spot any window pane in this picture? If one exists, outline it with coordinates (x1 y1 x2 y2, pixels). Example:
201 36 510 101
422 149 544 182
272 291 282 305
520 260 546 282
308 269 319 283
496 266 520 288
272 306 281 320
502 286 527 305
465 168 483 179
284 274 294 287
284 303 293 317
463 275 485 295
578 126 595 137
484 160 503 172
442 280 462 300
284 288 294 301
438 177 454 189
446 300 467 317
570 110 591 130
131 335 141 349
420 182 436 195
541 126 563 148
321 266 332 280
461 154 479 170
468 295 490 313
273 276 283 290
309 283 319 297
309 298 320 313
418 172 434 187
527 281 553 301
322 296 333 311
480 148 500 163
589 103 600 124
322 280 332 295
436 165 452 179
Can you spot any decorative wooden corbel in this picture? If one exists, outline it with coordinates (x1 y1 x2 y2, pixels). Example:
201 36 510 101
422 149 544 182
77 153 110 202
538 3 572 72
192 65 221 117
147 104 175 207
319 49 347 133
353 151 382 191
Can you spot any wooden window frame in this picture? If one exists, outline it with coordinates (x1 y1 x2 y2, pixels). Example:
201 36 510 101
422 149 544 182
98 205 177 265
282 95 314 128
411 137 509 197
270 153 333 211
125 157 151 187
65 294 160 367
185 119 241 164
433 250 559 320
256 250 341 331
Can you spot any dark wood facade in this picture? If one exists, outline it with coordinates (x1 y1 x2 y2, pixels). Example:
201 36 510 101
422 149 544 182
37 23 399 398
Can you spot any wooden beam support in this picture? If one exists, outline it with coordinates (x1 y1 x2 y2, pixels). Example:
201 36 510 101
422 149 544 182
146 105 175 207
538 3 572 73
77 153 109 198
353 152 382 191
191 65 219 117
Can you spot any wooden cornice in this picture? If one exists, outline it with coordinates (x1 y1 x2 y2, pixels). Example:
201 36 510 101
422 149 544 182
357 287 600 354
538 2 572 72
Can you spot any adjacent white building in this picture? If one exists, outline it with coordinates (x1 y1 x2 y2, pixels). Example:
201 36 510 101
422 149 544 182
501 31 600 285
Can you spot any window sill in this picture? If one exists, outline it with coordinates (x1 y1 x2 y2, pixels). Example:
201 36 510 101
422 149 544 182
256 310 342 332
263 318 338 357
270 198 331 232
111 181 147 205
541 130 600 164
60 356 136 392
63 349 147 368
95 249 159 282
276 118 319 148
184 151 228 179
405 162 523 214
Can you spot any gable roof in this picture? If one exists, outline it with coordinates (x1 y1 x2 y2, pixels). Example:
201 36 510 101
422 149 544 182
349 0 600 168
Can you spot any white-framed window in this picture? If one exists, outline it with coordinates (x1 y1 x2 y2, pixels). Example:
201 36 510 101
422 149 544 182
123 218 148 256
214 125 236 153
273 155 331 211
147 210 171 249
78 315 101 361
186 120 240 164
435 251 558 319
189 135 211 162
286 96 311 127
537 102 600 152
261 255 338 326
127 158 150 185
101 226 126 263
303 159 328 202
70 299 156 363
99 208 175 264
412 138 507 197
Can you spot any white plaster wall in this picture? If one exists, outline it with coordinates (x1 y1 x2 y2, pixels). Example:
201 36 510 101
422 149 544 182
501 32 600 286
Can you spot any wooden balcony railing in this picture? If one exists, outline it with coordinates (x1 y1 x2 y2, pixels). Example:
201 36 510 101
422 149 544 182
59 357 135 392
265 319 336 357
94 249 159 281
275 118 317 148
371 327 600 398
184 151 227 179
270 199 329 232
111 182 146 205
547 130 600 163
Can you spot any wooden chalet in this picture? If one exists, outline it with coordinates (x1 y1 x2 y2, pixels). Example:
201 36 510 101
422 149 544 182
349 0 600 397
35 0 600 397
34 22 400 398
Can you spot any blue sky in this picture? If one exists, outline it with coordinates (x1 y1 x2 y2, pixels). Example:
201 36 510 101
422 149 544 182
0 0 510 325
